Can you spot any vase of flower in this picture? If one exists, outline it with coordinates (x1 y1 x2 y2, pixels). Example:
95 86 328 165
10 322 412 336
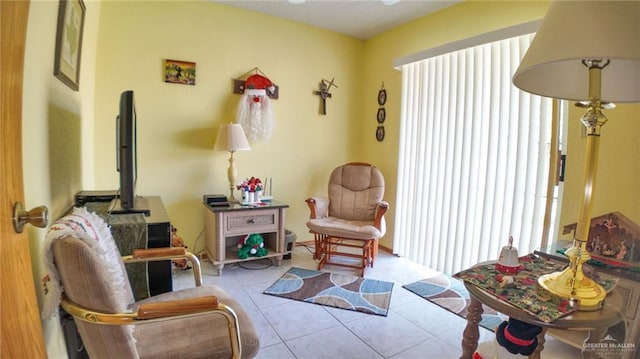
237 177 263 203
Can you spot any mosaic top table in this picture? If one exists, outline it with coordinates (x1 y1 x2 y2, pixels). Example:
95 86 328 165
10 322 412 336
456 255 625 359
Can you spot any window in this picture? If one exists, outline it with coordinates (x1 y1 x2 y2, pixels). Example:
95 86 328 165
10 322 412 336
393 33 561 275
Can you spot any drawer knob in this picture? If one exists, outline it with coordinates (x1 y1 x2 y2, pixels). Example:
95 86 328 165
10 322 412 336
248 218 256 224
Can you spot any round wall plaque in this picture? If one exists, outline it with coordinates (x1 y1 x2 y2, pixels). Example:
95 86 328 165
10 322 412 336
378 89 387 106
376 125 385 142
377 107 386 123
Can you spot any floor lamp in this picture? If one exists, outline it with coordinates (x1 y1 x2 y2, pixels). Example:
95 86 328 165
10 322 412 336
513 1 640 310
214 123 251 203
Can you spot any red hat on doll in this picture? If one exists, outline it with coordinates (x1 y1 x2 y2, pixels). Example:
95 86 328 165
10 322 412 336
244 74 272 91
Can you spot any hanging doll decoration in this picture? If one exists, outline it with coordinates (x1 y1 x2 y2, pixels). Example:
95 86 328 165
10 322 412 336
236 73 275 143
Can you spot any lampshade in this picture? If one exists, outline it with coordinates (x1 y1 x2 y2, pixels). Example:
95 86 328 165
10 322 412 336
214 123 251 152
512 1 640 103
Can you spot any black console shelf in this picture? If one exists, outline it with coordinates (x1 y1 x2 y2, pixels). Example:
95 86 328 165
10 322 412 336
81 195 172 299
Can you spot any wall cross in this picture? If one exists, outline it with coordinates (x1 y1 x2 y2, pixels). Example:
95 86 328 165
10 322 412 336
313 78 337 115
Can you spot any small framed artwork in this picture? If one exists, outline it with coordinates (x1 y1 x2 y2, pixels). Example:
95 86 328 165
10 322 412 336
54 0 86 91
164 59 196 85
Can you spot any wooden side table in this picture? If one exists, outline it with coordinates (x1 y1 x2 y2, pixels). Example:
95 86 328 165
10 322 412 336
461 282 625 359
203 200 289 275
534 248 640 356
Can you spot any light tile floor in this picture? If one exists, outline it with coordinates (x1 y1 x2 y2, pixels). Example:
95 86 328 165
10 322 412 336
173 244 582 359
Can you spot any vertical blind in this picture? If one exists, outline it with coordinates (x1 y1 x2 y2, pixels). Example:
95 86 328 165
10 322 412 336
393 34 553 275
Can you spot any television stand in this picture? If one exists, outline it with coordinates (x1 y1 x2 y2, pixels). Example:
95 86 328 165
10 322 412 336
109 196 151 215
82 196 172 298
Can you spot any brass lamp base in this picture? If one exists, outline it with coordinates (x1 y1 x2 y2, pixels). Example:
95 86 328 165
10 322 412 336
537 66 609 312
538 267 606 311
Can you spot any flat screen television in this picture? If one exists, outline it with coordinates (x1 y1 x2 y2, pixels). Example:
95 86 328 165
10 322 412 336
110 90 150 215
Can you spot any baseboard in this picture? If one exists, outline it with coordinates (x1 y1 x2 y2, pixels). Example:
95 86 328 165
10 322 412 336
296 240 315 246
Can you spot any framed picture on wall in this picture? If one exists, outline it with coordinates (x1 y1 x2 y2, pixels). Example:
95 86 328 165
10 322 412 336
164 59 196 85
54 0 86 91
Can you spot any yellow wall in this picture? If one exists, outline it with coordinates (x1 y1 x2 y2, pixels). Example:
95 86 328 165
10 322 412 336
362 0 639 246
557 104 640 241
92 1 364 250
361 1 552 247
23 0 102 355
21 1 640 357
93 1 558 252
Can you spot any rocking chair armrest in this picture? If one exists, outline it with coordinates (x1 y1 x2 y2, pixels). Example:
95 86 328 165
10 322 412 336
305 197 329 219
122 249 203 286
374 201 389 228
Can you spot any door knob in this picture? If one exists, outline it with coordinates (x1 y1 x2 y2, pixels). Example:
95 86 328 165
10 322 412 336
13 202 49 233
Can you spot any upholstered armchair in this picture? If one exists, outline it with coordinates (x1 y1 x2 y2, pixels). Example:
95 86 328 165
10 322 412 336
305 162 389 276
43 207 259 359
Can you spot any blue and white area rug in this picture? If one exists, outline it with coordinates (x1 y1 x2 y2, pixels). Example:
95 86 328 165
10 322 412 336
264 267 394 316
403 273 504 331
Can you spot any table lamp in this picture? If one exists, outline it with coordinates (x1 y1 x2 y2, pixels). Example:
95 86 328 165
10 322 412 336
214 123 251 203
512 1 640 310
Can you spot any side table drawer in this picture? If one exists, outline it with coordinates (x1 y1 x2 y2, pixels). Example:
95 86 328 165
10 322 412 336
224 209 278 235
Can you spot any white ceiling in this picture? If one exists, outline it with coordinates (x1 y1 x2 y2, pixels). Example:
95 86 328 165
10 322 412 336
213 0 461 40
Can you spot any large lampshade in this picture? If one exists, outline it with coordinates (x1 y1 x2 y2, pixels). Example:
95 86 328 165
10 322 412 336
513 1 640 103
214 123 250 203
513 0 640 311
